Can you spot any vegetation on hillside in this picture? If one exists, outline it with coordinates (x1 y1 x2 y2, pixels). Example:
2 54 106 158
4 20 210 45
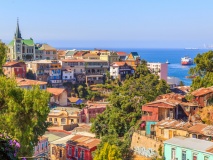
91 60 170 159
0 43 51 157
189 50 213 90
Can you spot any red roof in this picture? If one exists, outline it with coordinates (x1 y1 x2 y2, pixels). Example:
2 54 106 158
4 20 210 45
68 135 100 149
111 62 127 66
191 87 213 97
73 51 88 57
116 52 127 56
46 88 66 96
3 61 25 67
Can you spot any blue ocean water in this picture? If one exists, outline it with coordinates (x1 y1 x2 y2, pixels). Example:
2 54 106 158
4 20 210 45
117 48 209 86
64 47 210 86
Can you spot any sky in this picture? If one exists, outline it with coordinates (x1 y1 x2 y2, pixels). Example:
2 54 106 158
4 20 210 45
1 0 213 48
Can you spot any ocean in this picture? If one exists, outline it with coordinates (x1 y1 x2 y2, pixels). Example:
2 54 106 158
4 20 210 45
64 47 210 86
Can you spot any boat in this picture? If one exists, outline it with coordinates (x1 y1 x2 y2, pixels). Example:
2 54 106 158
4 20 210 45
181 56 193 65
166 60 170 64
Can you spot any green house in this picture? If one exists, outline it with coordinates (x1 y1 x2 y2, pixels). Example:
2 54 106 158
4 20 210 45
164 136 213 160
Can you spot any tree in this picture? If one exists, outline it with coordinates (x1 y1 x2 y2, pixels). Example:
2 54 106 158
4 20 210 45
199 105 213 125
77 85 86 98
94 142 122 160
0 76 51 156
0 42 7 75
179 81 185 86
26 69 36 80
91 61 170 159
189 50 213 90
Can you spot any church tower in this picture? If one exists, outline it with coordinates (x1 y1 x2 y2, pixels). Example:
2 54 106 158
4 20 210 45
13 18 23 60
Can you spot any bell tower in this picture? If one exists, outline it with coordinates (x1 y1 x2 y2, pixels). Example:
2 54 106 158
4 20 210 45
14 18 22 60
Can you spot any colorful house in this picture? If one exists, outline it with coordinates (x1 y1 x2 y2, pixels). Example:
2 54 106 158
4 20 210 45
141 93 198 135
155 119 192 141
66 135 100 160
33 136 49 158
191 87 213 108
125 52 140 70
16 77 47 90
164 136 213 160
47 107 81 126
110 62 133 80
3 61 26 78
79 101 108 123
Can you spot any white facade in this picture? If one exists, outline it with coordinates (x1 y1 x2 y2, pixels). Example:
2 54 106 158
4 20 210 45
110 66 119 78
62 70 75 81
147 62 168 81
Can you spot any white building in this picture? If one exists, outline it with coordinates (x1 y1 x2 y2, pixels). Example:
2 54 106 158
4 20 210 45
62 69 75 83
147 62 168 81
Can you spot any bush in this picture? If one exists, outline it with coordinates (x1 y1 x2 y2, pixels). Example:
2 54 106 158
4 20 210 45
0 134 20 160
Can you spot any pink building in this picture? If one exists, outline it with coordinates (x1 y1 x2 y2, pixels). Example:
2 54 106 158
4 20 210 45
34 136 49 158
80 102 109 123
147 62 168 82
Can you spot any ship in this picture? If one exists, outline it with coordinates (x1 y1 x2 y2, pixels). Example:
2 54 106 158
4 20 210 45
181 56 193 65
166 60 170 64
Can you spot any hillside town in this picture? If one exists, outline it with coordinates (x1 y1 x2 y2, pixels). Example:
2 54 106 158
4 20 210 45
1 21 213 160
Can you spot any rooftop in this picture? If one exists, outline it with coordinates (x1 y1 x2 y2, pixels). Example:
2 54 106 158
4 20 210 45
68 135 100 149
111 61 127 66
46 88 66 96
39 44 56 51
3 61 25 67
16 78 47 86
191 86 213 97
164 136 213 153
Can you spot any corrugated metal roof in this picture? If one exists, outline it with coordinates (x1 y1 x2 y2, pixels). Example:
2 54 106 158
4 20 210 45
164 136 213 153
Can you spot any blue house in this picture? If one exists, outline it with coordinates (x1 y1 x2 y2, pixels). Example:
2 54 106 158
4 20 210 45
164 136 213 160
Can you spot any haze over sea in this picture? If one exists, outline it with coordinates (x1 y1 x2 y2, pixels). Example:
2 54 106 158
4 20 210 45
64 48 210 86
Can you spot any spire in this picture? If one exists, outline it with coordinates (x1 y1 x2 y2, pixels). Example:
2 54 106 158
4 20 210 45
15 18 22 39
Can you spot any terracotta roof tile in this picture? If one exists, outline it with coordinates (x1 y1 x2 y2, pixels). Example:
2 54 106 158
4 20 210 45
191 87 213 97
68 97 81 103
68 135 100 149
46 88 66 96
111 62 126 66
3 61 25 67
116 52 128 56
188 123 208 134
16 78 47 86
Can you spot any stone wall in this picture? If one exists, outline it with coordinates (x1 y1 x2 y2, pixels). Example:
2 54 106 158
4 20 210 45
131 131 163 158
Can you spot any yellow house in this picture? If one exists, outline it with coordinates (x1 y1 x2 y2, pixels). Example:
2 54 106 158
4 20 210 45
125 52 140 70
155 119 192 141
100 51 119 65
47 107 81 126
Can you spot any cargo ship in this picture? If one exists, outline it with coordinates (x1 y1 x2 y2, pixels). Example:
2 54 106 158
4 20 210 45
181 56 193 65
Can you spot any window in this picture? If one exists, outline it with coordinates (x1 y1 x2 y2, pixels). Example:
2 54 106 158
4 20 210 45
81 150 85 160
46 142 48 149
49 118 52 121
161 129 164 134
59 149 62 157
42 143 44 150
75 148 78 157
37 145 39 151
61 118 66 125
182 150 186 160
68 146 72 156
54 118 57 123
52 147 55 154
193 153 197 160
